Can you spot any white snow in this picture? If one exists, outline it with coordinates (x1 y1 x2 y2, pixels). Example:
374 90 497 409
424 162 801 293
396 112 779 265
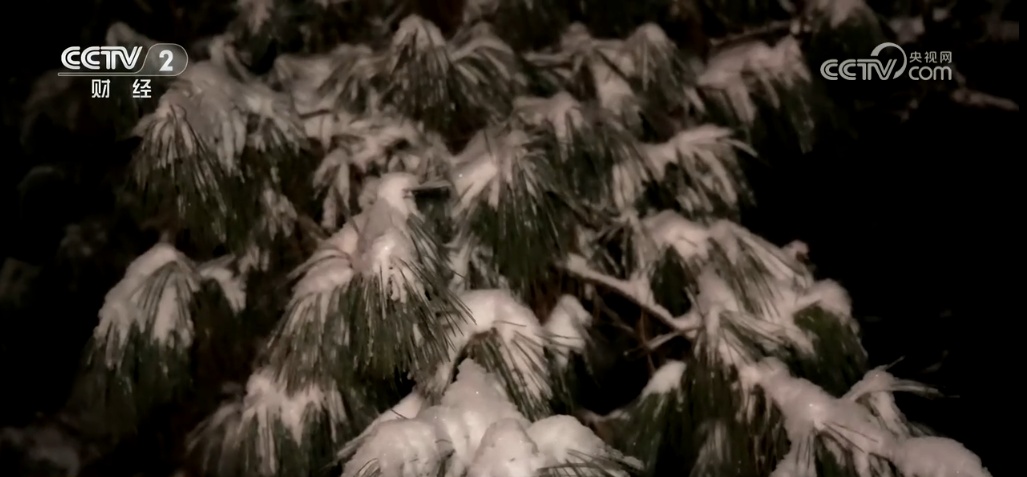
259 188 298 239
844 367 936 437
810 0 869 28
343 419 443 477
295 172 428 308
236 0 275 31
431 290 551 402
338 391 427 458
335 116 434 174
591 59 638 117
345 361 632 477
199 257 247 312
512 92 585 140
640 125 752 212
347 361 527 477
528 415 622 467
739 355 969 470
544 295 592 365
467 419 545 477
889 437 992 477
450 129 540 212
393 16 446 49
94 243 198 366
740 358 990 477
639 210 714 261
313 148 352 230
231 368 347 473
641 360 686 397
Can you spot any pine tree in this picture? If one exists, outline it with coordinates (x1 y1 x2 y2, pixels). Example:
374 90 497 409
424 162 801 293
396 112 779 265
48 0 1001 476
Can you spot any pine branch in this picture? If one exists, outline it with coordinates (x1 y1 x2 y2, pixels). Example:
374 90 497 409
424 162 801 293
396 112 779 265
710 20 795 52
950 87 1019 111
561 254 701 336
952 70 1018 111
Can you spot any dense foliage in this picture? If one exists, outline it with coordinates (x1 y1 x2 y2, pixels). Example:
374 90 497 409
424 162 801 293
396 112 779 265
0 1 1016 476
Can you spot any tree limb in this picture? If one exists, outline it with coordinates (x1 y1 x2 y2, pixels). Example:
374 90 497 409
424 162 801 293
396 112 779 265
560 254 701 337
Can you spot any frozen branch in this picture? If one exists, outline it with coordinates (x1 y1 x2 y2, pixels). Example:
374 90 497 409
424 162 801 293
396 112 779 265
561 254 701 336
952 70 1019 111
710 21 795 52
950 88 1019 111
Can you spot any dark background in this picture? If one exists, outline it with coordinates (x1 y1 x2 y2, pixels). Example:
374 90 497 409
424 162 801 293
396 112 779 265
0 1 1015 475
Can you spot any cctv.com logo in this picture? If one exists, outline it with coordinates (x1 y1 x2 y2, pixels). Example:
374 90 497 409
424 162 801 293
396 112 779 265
820 42 953 81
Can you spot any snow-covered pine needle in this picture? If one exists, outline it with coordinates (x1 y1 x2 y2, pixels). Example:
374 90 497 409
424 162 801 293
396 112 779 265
313 114 449 229
637 125 755 219
130 61 301 250
271 173 468 385
337 392 426 461
252 236 352 389
843 367 938 438
272 45 371 147
188 367 357 477
529 415 641 477
198 256 248 313
526 23 643 129
699 38 818 152
622 23 701 109
544 295 593 369
448 126 574 296
887 436 993 477
313 147 354 230
544 295 595 409
77 244 201 434
512 92 646 208
468 419 547 477
255 187 298 243
271 50 343 114
639 212 809 318
424 289 553 420
228 0 295 69
239 82 306 162
804 0 887 55
741 357 911 476
344 360 527 477
325 16 522 137
610 361 688 469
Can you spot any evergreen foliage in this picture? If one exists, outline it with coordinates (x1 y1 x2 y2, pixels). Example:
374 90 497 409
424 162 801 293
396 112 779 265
8 0 1008 476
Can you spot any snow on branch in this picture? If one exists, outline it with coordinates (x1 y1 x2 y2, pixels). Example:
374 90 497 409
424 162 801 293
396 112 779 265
572 211 810 325
615 125 755 218
78 243 240 434
526 22 700 129
342 361 638 477
607 361 687 469
423 289 553 419
447 126 575 296
313 114 450 229
130 61 305 250
188 367 354 477
267 173 469 386
544 295 593 368
742 358 993 477
805 0 879 30
323 16 523 136
698 37 818 152
562 253 699 335
511 92 646 208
